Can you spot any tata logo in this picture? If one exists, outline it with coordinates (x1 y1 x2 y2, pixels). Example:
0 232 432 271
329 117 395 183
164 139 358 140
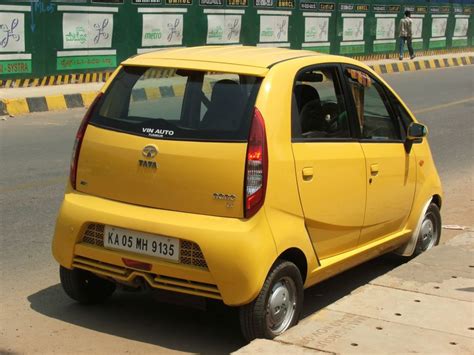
142 145 158 158
138 160 158 169
140 145 158 169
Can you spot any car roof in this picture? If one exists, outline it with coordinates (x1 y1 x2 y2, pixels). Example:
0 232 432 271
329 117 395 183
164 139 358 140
123 46 324 71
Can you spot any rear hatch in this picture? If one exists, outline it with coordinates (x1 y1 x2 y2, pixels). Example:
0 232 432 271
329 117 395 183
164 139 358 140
76 66 262 218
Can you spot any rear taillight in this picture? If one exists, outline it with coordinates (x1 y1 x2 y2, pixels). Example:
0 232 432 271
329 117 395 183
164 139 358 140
69 93 103 189
244 108 268 218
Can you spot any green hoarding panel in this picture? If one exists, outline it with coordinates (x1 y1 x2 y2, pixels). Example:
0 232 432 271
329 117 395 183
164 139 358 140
427 3 451 50
0 0 471 81
451 5 470 48
336 2 370 55
298 1 336 54
371 1 403 55
373 42 396 53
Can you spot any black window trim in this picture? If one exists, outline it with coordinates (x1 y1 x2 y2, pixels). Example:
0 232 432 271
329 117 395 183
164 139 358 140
386 90 419 142
341 64 407 144
291 62 359 143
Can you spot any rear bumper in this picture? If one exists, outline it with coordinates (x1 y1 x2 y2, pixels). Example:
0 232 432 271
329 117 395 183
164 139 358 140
52 188 278 306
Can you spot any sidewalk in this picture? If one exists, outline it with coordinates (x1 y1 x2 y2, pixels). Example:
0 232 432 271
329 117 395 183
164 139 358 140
1 51 473 117
236 232 474 354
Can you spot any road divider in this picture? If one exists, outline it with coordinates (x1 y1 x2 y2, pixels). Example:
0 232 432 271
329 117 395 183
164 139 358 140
2 92 98 117
370 54 473 75
1 54 472 117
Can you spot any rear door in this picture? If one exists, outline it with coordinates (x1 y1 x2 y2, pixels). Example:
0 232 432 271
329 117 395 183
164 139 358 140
77 66 261 218
291 65 366 260
343 67 416 245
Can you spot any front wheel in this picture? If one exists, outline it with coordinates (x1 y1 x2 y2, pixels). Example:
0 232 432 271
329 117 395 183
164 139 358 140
239 260 303 342
414 203 441 256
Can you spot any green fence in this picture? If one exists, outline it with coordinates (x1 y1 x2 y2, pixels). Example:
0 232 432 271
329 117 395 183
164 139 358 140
0 0 472 80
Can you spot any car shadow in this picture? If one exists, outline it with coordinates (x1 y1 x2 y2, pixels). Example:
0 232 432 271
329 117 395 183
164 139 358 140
27 254 406 353
301 253 408 318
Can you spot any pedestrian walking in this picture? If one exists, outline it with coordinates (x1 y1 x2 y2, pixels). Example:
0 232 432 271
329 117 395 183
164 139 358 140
399 10 415 60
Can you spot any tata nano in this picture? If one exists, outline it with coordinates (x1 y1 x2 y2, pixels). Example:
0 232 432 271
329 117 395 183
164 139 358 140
52 46 442 341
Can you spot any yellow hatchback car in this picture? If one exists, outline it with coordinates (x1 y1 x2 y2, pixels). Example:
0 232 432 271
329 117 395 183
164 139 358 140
52 46 443 341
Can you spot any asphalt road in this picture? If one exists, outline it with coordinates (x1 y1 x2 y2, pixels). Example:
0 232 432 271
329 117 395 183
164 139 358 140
1 66 473 354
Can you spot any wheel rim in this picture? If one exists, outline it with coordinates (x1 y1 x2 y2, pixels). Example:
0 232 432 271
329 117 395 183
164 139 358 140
266 276 297 336
419 212 438 252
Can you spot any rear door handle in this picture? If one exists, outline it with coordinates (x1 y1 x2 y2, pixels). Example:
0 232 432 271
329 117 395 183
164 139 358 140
302 167 314 181
370 164 379 176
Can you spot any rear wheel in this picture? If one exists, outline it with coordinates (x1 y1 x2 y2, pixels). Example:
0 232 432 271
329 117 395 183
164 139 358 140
414 203 441 256
59 266 116 304
239 260 303 342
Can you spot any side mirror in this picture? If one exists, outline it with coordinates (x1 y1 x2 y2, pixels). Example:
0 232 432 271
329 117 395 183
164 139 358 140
405 122 428 153
407 122 428 140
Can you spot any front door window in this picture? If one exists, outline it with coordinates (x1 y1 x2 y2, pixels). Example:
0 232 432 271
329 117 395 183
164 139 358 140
345 68 402 141
292 67 351 140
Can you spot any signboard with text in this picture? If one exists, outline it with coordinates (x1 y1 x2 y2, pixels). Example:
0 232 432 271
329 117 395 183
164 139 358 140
259 15 288 42
0 13 25 52
305 17 329 43
375 18 394 40
343 17 364 41
142 14 183 47
207 15 241 44
63 13 114 49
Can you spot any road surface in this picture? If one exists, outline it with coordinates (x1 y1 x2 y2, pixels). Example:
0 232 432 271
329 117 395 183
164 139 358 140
1 65 472 354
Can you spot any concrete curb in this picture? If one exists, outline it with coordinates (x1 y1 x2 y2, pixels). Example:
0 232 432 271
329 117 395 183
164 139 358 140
0 83 189 117
0 71 113 90
1 54 472 117
370 54 473 75
2 92 98 117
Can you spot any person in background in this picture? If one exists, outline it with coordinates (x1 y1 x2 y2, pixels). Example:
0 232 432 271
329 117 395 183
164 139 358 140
399 10 415 60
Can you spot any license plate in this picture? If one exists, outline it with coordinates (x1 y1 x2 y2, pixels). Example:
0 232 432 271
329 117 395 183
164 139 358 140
104 226 179 262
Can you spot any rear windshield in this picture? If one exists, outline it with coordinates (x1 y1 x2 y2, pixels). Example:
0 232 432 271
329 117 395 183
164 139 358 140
90 66 262 142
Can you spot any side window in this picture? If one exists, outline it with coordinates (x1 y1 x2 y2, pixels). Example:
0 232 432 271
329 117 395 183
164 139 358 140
389 93 413 138
292 67 351 139
345 68 402 141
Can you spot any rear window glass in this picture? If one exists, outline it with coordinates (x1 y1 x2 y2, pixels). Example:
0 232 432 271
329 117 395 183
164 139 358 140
90 66 262 142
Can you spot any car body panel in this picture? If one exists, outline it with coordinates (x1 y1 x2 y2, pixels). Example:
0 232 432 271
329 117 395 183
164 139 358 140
252 66 321 283
52 185 278 305
77 125 247 218
358 142 417 245
291 143 367 259
395 141 443 254
122 58 269 77
123 46 322 71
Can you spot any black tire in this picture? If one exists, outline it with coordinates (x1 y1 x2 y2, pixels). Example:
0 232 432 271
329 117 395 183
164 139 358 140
239 260 303 342
414 203 441 256
59 266 116 304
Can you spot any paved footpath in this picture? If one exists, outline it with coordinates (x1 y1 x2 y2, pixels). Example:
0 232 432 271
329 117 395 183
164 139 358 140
236 232 474 354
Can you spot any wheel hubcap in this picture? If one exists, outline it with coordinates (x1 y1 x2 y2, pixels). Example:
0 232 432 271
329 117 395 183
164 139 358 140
266 277 296 335
420 214 437 251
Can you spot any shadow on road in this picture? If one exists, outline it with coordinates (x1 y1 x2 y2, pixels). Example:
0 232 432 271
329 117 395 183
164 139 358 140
301 253 407 318
27 254 406 353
